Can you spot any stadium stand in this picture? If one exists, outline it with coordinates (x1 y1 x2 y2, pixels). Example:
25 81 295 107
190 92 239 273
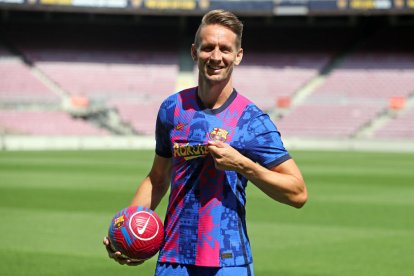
1 18 413 141
110 100 161 135
8 25 179 101
312 52 414 101
233 53 329 110
276 103 385 138
1 24 179 135
0 57 59 104
374 106 414 139
0 110 108 135
232 27 359 111
277 26 414 139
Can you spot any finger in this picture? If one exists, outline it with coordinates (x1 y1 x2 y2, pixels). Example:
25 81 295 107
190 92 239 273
103 236 109 245
104 238 114 254
208 140 226 147
106 239 127 259
208 140 217 146
208 146 220 158
104 238 117 254
126 259 145 266
114 251 129 259
104 236 116 251
108 248 128 260
108 250 117 257
207 144 217 152
117 258 128 265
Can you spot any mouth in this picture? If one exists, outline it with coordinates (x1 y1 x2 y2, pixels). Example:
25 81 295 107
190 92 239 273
206 64 223 74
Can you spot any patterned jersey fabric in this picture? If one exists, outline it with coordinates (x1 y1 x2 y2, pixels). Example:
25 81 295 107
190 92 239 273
155 87 291 267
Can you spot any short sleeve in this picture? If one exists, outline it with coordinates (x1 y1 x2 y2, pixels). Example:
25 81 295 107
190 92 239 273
242 113 291 168
155 99 175 158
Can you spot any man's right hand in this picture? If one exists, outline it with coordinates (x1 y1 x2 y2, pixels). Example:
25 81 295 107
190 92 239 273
103 236 145 266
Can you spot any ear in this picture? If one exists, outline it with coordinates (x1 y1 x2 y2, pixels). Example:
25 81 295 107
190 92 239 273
191 44 197 61
234 48 243 65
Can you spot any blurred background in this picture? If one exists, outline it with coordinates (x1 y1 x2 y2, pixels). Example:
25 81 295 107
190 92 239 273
0 0 413 149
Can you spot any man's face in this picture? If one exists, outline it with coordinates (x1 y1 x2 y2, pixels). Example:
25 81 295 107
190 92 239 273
192 24 243 84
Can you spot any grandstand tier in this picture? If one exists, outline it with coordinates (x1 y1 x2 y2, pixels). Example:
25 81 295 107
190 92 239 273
7 25 180 100
0 19 413 140
374 107 414 139
284 26 414 140
0 110 108 136
277 103 385 138
0 59 60 103
110 100 161 135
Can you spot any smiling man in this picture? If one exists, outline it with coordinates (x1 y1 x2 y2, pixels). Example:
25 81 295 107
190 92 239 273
192 17 243 94
104 9 307 276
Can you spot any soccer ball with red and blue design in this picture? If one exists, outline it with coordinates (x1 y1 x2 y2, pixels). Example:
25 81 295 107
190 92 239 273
108 206 164 260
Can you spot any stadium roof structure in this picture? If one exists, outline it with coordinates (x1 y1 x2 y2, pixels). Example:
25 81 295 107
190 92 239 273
0 0 414 17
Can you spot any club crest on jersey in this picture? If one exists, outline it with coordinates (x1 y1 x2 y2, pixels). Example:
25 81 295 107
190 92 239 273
209 128 229 142
113 215 125 229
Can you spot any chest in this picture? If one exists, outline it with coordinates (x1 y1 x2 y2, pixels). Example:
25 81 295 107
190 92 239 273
170 110 241 146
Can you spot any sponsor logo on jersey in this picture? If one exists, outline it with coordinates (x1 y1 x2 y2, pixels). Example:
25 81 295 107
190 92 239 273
173 143 209 160
173 127 229 160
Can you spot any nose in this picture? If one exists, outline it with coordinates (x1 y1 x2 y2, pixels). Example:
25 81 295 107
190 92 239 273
210 47 222 62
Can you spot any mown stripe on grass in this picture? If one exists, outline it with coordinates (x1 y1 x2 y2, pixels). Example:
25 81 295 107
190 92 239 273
0 186 134 213
0 171 140 191
0 249 157 276
249 222 414 276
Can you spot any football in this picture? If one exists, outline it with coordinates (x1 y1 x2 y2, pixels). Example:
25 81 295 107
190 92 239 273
108 206 164 260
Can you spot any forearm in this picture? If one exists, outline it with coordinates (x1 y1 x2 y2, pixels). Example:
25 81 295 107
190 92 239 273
130 155 171 211
208 140 307 208
236 157 307 208
130 175 169 211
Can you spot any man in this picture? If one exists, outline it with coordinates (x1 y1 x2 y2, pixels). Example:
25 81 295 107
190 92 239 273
104 9 307 275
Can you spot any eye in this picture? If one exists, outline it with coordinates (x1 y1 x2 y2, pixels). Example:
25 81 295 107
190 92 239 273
201 45 214 52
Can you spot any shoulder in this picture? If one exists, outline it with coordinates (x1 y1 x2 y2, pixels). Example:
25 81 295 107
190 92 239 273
233 91 265 115
234 94 267 125
236 101 277 134
160 87 196 110
158 87 198 125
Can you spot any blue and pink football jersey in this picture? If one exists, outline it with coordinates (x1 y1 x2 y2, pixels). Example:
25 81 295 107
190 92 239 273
155 87 291 267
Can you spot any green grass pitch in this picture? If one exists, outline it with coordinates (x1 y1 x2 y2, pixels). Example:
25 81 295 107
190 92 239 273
0 149 413 275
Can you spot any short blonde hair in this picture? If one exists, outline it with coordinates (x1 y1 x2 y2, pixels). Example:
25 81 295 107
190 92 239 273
194 9 243 49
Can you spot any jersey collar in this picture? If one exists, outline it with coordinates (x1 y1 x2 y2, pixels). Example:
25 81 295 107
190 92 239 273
195 88 238 115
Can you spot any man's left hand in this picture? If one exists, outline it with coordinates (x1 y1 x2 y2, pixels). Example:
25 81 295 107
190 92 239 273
207 140 245 172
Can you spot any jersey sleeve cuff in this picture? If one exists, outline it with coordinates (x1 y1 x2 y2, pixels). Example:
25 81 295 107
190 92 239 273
265 154 292 169
155 149 172 158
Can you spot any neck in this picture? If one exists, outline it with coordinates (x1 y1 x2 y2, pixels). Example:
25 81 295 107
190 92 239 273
197 77 234 109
